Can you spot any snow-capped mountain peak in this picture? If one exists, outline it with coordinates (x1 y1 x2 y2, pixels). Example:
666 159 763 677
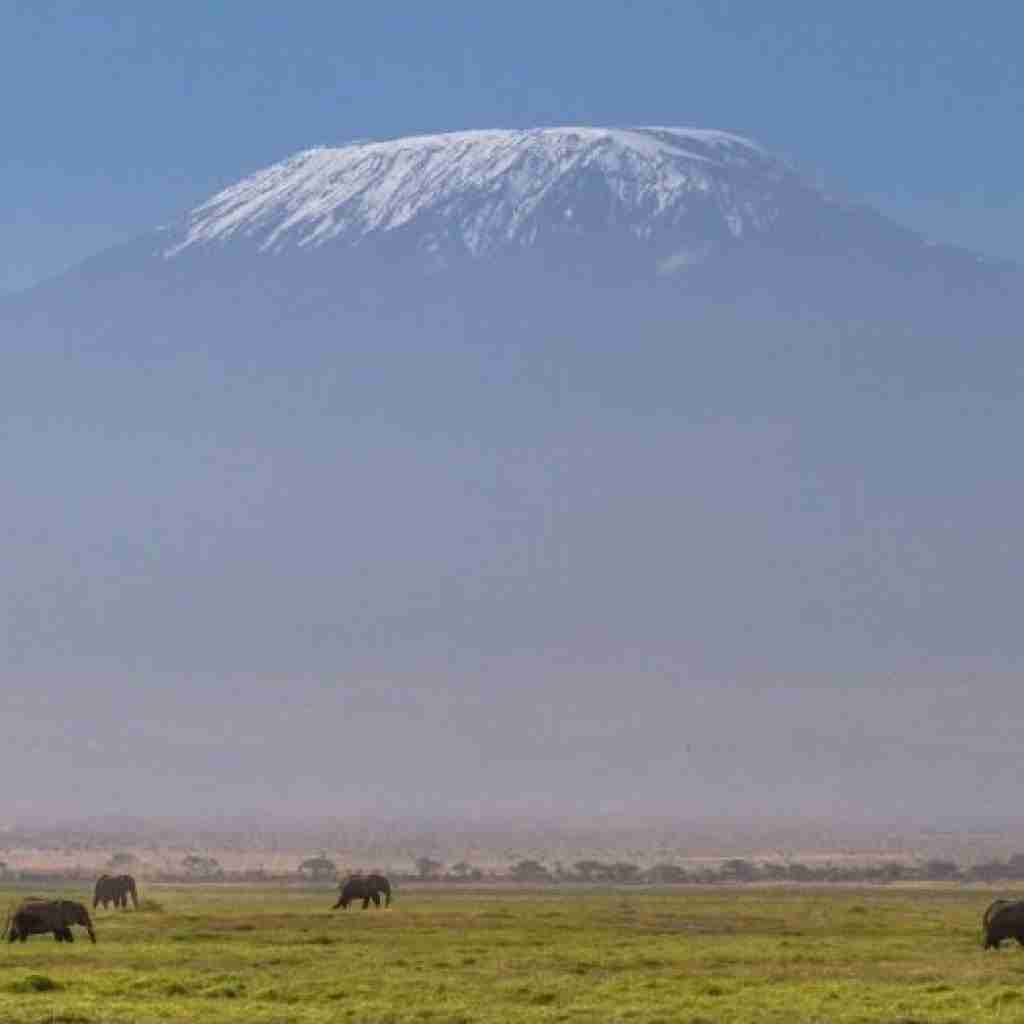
165 126 801 260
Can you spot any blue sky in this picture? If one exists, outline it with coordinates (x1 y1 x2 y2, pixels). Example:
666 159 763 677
1 2 1022 293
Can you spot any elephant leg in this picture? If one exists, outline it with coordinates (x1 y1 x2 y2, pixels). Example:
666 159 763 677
372 893 381 907
362 897 370 909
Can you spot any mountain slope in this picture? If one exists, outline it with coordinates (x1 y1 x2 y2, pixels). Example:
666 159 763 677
8 125 1016 367
153 125 1009 285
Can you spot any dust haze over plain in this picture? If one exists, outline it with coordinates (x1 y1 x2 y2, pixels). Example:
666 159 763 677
3 11 1024 835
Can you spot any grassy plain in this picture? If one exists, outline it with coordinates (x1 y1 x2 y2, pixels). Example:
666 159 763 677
0 882 1020 1023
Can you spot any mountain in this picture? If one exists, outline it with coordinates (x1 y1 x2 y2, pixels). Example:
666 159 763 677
167 127 791 258
4 128 1024 821
157 125 1009 287
163 126 818 277
8 126 1017 361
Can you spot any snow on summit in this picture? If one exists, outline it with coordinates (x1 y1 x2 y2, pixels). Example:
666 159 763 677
166 127 801 259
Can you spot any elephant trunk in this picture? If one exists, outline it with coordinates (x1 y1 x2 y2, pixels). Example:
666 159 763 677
77 907 97 943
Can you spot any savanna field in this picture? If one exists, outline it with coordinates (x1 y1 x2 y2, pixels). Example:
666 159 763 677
2 883 1023 1023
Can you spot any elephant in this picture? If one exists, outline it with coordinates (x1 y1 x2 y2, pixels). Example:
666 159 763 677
983 899 1017 930
4 899 96 943
983 900 1024 949
332 873 392 910
93 874 139 909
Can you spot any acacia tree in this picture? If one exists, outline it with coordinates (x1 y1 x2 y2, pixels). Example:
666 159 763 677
720 859 758 882
508 859 551 882
646 863 688 883
608 862 641 883
415 856 443 879
572 860 610 882
298 855 338 881
181 854 223 879
922 859 959 881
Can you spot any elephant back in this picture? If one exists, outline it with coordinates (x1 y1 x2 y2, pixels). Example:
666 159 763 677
366 873 392 902
341 876 368 899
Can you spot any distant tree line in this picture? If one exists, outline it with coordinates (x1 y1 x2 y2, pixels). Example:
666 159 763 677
12 852 1024 885
322 854 1024 885
408 853 1024 885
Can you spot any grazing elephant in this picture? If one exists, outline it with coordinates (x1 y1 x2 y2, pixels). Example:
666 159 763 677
333 873 392 910
93 874 139 909
983 900 1024 949
4 899 96 943
984 899 1017 930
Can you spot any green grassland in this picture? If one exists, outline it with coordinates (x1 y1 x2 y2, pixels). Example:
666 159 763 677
0 883 1021 1023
